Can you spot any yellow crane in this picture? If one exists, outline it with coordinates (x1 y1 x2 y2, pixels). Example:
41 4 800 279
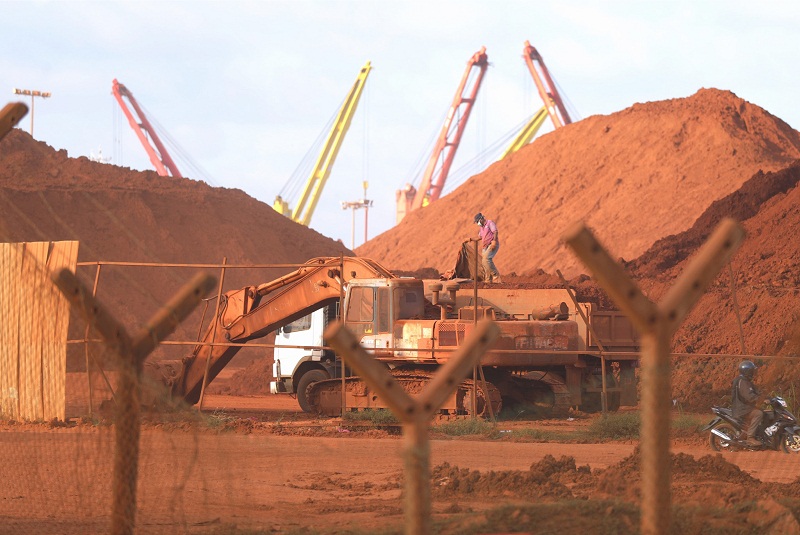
498 105 550 160
274 61 372 226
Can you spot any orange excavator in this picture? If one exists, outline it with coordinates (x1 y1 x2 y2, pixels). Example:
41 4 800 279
160 255 640 417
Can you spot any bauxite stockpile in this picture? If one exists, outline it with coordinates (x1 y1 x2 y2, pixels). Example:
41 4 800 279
356 88 800 278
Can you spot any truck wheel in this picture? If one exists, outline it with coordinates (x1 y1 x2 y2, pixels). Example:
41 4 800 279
296 369 330 413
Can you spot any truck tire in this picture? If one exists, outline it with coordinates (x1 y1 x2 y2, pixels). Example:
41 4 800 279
297 369 330 413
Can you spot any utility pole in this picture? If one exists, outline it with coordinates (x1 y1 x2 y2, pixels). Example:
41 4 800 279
12 88 51 137
341 181 373 249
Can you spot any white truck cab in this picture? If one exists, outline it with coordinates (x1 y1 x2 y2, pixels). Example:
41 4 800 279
270 306 336 394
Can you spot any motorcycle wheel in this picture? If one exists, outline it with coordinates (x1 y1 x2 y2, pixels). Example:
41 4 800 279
709 422 738 452
781 432 800 454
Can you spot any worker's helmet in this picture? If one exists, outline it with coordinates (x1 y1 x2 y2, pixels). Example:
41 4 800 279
473 213 484 224
738 360 757 380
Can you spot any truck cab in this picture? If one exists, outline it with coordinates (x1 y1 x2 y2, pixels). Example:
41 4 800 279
270 305 337 394
270 277 426 397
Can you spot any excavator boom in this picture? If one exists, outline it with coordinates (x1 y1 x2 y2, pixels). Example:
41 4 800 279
171 256 394 404
111 79 183 178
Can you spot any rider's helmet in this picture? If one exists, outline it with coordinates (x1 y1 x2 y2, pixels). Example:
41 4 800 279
739 360 757 380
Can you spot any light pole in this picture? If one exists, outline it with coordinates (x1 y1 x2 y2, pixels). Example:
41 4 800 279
12 88 51 137
341 181 373 250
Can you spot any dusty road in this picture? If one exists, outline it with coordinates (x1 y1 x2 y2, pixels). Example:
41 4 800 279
4 393 800 534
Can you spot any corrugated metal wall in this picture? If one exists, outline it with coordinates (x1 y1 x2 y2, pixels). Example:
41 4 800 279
0 241 78 420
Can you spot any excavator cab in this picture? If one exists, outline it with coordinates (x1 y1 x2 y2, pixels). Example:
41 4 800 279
343 278 425 352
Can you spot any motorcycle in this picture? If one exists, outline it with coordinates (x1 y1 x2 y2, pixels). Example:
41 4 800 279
701 396 800 453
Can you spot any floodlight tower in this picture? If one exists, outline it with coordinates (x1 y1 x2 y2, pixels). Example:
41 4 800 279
342 181 372 249
12 88 51 137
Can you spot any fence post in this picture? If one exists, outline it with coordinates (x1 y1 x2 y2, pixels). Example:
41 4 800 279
200 257 227 409
0 102 27 140
52 269 216 535
325 319 499 535
563 217 744 535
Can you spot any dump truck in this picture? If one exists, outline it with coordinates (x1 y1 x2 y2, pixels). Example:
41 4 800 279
170 256 639 416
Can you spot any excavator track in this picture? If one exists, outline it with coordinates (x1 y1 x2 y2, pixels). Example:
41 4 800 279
306 370 502 417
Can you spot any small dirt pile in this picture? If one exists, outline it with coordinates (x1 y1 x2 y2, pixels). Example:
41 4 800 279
357 88 800 278
432 448 800 533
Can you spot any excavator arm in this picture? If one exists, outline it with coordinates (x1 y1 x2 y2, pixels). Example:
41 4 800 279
170 256 395 404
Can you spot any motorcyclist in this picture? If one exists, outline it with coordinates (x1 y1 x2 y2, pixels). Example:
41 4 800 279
732 360 763 446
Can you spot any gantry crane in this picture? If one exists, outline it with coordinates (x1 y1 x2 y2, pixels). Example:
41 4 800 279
111 79 183 178
273 61 372 227
396 47 489 223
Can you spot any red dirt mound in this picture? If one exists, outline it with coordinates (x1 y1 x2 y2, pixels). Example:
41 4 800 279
0 128 352 365
627 161 800 409
356 88 800 278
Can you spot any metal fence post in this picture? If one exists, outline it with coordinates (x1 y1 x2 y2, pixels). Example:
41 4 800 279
325 319 499 535
563 217 744 535
52 269 216 535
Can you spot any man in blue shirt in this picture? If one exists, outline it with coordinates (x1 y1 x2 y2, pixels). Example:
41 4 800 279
474 212 501 283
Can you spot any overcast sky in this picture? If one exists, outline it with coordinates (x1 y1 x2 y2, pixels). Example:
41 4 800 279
3 1 799 250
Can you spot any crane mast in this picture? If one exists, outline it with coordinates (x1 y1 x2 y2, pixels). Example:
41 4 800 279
396 47 489 223
111 79 183 178
274 61 372 227
522 40 572 129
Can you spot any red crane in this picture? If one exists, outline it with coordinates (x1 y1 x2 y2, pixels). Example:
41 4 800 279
396 47 489 222
522 40 572 128
111 79 183 178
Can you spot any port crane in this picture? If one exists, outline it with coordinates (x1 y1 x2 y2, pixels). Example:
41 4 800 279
500 41 573 159
111 79 183 178
396 47 489 223
273 61 372 227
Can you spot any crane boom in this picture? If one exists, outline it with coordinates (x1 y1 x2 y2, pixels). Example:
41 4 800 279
111 79 183 178
498 105 550 160
499 42 573 160
275 61 372 227
397 47 488 222
522 41 572 129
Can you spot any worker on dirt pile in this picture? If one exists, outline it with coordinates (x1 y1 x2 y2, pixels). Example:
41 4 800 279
732 360 763 447
474 212 501 283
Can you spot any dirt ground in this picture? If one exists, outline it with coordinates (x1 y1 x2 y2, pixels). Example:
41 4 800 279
4 392 800 534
